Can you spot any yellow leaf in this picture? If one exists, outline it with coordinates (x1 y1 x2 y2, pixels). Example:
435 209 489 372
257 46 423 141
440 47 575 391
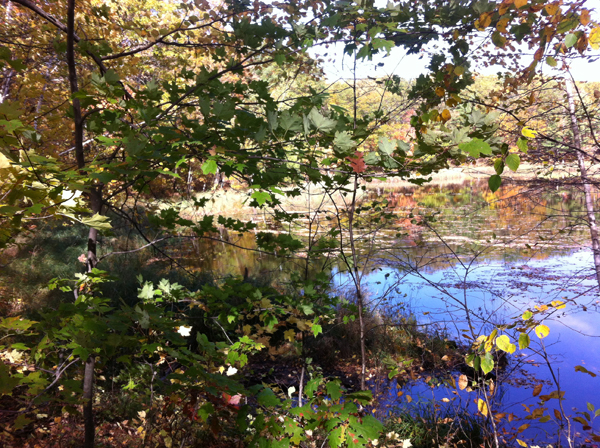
435 87 445 97
545 2 559 16
551 300 566 309
0 152 11 169
521 127 538 138
454 66 465 76
496 18 509 33
589 27 600 50
458 374 468 390
514 0 527 8
284 328 296 342
477 398 488 417
406 395 412 403
535 324 550 338
517 439 528 447
243 325 252 335
441 109 451 121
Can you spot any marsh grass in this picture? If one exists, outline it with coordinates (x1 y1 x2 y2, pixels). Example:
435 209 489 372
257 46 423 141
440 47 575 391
383 401 486 448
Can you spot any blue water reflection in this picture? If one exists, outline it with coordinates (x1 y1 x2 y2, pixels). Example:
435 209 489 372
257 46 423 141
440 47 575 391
334 248 600 445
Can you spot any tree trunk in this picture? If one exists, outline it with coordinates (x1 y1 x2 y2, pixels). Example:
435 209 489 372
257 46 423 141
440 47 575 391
566 79 600 288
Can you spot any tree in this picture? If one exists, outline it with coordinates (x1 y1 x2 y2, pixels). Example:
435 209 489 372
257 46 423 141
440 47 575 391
0 0 598 446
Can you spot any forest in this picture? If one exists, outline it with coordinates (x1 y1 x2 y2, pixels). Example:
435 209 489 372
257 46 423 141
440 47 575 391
1 0 600 447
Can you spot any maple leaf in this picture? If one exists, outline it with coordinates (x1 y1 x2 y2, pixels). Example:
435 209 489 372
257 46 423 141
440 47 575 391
346 151 366 173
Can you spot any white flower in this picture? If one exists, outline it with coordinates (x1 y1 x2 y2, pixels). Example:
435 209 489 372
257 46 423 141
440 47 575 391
226 366 238 376
386 432 399 440
177 325 192 337
402 440 413 448
305 430 313 438
372 439 379 446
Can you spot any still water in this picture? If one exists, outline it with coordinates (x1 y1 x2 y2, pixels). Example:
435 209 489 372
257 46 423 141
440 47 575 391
342 179 600 446
184 177 600 445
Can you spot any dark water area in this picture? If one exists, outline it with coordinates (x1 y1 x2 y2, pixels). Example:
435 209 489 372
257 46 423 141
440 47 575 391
182 177 600 445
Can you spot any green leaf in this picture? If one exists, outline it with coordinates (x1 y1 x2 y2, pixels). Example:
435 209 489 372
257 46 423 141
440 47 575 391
138 282 155 300
522 310 533 320
494 158 504 175
565 33 578 48
326 381 342 401
257 388 280 407
363 152 380 165
201 159 218 175
546 56 557 67
496 335 516 354
251 191 271 206
480 352 494 375
13 414 32 430
329 426 344 448
517 138 528 153
81 213 112 232
333 131 356 154
312 324 322 337
519 332 530 350
557 18 578 34
197 403 215 421
308 108 336 132
505 154 520 172
459 138 492 157
492 31 506 48
104 69 120 85
0 362 19 394
488 175 501 192
378 137 395 155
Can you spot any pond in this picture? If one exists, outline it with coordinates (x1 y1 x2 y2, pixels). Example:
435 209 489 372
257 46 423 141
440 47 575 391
342 178 600 446
182 175 600 445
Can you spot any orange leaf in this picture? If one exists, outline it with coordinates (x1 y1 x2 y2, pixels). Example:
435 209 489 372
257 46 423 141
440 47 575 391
346 151 366 173
441 109 451 121
479 13 492 28
581 10 590 26
533 384 543 397
514 0 527 8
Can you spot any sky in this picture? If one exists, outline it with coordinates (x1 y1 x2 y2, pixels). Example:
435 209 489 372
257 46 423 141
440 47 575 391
312 0 600 83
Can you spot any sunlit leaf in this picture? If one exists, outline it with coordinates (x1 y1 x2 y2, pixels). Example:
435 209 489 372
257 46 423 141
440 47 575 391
505 154 520 172
460 138 492 157
521 127 538 138
519 333 530 350
534 324 550 338
477 398 488 416
588 27 600 49
81 213 112 232
496 335 516 354
458 374 468 390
